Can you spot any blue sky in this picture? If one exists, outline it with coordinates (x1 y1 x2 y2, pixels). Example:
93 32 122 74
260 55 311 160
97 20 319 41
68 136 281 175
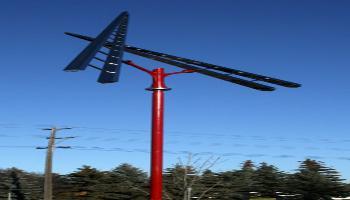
0 0 349 180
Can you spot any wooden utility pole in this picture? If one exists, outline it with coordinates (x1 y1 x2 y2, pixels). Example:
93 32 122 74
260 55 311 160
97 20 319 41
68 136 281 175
37 127 73 200
44 127 56 200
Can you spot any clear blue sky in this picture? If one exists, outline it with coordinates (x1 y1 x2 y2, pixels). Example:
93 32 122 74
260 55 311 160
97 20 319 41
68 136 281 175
0 0 349 180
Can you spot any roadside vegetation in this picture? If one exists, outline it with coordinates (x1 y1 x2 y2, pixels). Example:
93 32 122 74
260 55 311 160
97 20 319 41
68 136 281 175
0 159 349 200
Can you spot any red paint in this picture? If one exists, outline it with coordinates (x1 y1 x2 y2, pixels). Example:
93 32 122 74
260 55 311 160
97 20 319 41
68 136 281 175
149 68 168 200
123 61 194 200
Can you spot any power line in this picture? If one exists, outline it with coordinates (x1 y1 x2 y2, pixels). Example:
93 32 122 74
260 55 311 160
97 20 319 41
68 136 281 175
1 138 350 155
0 144 349 164
64 145 350 161
0 145 38 148
1 123 350 145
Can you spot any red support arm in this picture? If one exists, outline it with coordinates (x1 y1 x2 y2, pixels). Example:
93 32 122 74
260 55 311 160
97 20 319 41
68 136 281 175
123 60 152 75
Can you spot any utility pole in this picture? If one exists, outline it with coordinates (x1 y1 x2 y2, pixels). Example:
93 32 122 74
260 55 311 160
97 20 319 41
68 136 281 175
44 127 56 200
37 127 73 200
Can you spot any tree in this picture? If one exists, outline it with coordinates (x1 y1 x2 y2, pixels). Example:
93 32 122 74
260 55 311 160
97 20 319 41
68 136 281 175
163 164 197 199
101 163 148 200
196 169 221 199
65 165 106 200
0 169 12 199
0 168 44 200
253 162 285 197
163 154 221 200
216 160 256 200
234 160 256 194
345 183 350 196
0 159 348 200
290 159 346 200
52 174 73 200
10 169 26 200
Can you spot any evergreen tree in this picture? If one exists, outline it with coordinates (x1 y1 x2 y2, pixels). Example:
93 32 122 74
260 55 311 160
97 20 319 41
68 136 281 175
235 160 256 193
10 169 26 200
345 183 350 196
290 159 346 200
215 160 256 200
0 168 43 200
196 169 221 199
66 165 105 200
0 159 348 200
102 163 148 200
52 174 72 200
0 169 11 199
253 162 285 197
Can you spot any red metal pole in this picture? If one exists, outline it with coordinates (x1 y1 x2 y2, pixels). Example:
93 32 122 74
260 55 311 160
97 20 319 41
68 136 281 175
150 89 164 200
148 68 169 200
123 61 194 200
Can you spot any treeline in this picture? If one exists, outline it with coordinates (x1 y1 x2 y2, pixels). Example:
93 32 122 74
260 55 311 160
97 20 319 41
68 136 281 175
0 159 349 200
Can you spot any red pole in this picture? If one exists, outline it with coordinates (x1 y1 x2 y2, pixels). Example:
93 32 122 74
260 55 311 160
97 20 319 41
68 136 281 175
123 61 194 200
148 68 169 200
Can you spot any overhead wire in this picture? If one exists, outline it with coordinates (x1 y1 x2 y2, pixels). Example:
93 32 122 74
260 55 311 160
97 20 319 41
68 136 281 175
1 123 349 145
1 144 348 161
1 123 350 164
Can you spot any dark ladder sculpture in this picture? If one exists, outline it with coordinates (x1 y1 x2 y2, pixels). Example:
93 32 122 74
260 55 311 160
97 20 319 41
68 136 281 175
63 11 301 200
